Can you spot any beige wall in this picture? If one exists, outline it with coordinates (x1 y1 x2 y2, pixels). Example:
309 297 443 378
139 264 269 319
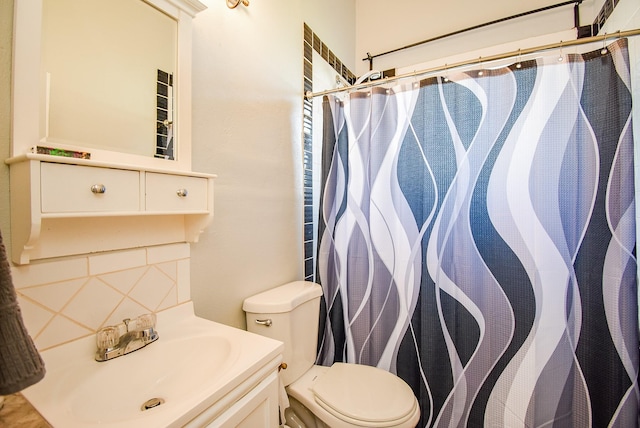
183 0 357 329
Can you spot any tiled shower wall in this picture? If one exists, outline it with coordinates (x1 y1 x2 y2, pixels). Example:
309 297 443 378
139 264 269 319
302 23 355 282
11 243 191 351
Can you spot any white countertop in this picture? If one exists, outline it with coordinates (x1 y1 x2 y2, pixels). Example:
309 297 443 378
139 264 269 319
22 302 284 427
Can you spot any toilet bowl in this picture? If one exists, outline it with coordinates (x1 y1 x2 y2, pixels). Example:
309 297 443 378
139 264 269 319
287 364 419 428
243 281 420 428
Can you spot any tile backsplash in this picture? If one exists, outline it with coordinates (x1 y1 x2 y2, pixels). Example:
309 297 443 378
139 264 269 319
11 243 191 351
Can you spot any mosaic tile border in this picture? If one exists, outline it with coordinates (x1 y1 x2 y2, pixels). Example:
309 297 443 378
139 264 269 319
302 24 356 282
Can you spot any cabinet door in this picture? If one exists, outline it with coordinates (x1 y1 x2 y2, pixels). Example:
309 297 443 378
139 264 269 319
205 371 279 428
145 172 208 212
40 162 140 213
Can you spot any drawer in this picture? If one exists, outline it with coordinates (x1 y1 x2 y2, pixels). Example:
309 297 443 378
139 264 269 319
40 163 140 213
145 172 208 212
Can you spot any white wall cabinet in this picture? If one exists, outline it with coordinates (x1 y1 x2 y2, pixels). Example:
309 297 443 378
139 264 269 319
40 162 141 213
7 0 217 266
7 155 216 264
146 172 209 212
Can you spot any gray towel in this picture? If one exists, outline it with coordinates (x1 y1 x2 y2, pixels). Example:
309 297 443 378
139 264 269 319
0 230 45 395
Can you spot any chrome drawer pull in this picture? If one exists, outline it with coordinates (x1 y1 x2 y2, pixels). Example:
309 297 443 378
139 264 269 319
176 188 188 198
90 184 106 194
255 319 272 327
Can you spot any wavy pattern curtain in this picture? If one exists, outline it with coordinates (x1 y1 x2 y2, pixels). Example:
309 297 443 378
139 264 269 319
316 39 637 427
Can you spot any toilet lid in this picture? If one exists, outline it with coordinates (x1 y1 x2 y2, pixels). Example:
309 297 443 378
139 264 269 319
311 363 417 425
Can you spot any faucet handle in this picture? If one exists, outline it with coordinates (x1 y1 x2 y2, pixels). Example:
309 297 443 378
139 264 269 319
136 313 156 331
96 326 119 349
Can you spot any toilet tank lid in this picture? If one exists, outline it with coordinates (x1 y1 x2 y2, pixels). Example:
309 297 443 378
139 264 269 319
243 281 323 313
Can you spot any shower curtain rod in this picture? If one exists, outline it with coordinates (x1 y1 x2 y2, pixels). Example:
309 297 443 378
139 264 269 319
305 28 640 100
361 0 584 69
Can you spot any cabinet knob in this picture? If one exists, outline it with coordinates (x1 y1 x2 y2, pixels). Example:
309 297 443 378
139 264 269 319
176 188 188 198
90 184 106 194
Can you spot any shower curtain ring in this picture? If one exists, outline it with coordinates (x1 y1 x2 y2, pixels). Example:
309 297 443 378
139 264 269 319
412 70 420 89
601 33 608 55
558 41 564 62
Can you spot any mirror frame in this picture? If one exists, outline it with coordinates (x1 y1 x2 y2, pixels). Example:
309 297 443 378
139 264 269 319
11 0 206 172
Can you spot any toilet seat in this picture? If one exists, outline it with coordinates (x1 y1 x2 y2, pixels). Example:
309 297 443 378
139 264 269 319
310 363 418 427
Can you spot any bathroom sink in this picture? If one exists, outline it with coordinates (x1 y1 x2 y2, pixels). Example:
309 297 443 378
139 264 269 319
22 303 284 427
67 335 233 424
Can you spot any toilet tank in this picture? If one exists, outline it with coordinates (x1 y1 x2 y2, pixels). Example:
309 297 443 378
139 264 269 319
243 281 323 386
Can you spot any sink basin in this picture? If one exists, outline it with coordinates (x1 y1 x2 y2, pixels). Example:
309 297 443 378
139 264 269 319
68 335 233 424
22 303 283 427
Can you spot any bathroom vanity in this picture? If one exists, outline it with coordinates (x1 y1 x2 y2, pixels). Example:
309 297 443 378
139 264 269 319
21 303 285 427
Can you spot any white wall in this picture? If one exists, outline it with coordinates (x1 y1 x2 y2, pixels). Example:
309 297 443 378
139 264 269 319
189 1 302 329
188 0 356 329
303 0 357 71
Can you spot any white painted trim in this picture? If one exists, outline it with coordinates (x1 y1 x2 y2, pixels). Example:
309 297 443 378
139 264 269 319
10 0 206 172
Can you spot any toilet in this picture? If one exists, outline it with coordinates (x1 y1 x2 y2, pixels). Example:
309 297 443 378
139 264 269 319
243 281 420 428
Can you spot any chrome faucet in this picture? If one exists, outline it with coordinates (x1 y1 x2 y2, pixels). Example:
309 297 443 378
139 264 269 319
95 313 159 362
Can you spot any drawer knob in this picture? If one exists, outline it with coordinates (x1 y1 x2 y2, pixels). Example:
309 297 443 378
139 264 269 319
176 188 188 198
90 184 106 194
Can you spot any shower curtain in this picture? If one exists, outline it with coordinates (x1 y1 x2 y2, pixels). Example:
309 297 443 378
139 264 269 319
316 39 638 427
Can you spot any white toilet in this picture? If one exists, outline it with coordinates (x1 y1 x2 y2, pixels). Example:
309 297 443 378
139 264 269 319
243 281 420 428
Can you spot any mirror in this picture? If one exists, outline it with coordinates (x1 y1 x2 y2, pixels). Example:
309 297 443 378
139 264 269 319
40 0 177 159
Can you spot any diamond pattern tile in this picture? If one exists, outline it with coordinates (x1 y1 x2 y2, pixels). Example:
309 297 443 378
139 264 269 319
104 297 152 327
128 266 175 311
15 295 55 338
157 286 178 311
35 314 92 350
13 244 188 351
18 278 86 312
98 266 147 294
156 261 177 281
177 259 190 303
63 278 124 330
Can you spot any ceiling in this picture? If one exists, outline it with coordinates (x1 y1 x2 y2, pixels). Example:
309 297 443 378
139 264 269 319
354 0 604 73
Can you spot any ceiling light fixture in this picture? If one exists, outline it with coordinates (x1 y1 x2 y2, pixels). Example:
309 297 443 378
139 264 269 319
227 0 249 9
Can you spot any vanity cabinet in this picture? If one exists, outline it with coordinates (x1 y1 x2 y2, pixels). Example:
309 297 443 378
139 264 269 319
6 155 216 265
186 369 280 428
206 371 279 427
